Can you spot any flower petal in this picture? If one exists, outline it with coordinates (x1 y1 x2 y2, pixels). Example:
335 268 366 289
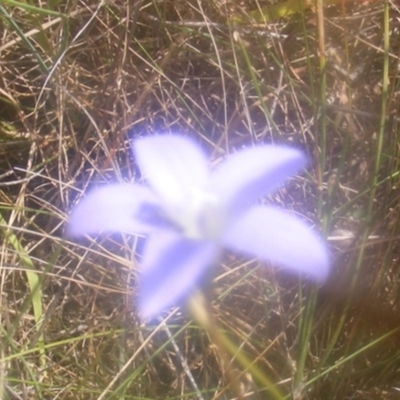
134 135 209 208
138 230 218 319
211 145 307 214
222 206 329 281
67 184 158 237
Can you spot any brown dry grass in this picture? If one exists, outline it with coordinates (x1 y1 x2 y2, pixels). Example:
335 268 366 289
1 0 400 399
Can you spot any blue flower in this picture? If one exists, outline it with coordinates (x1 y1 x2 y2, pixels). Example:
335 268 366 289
68 135 329 319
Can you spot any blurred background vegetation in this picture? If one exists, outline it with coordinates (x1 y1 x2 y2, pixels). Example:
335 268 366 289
0 0 399 398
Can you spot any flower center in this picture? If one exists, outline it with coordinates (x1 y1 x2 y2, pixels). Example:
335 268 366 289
167 190 225 241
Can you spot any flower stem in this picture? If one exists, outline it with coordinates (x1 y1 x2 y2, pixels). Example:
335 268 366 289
188 291 285 400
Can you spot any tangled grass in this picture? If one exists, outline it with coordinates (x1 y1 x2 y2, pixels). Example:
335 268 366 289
0 0 399 398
